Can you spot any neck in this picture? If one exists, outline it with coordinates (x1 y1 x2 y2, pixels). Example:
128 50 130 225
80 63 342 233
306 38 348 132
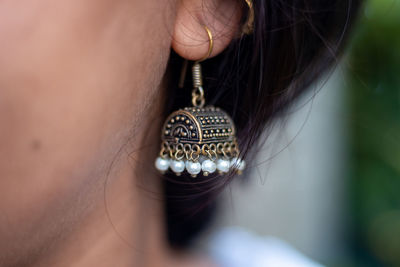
30 82 213 267
32 90 174 267
36 143 170 267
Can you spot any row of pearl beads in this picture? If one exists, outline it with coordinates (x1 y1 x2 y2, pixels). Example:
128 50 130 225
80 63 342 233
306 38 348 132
155 157 245 177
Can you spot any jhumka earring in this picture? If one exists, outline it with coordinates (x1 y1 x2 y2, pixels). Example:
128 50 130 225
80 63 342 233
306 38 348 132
154 26 246 178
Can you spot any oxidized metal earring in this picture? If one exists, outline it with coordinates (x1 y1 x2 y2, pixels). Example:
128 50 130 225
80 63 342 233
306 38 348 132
154 26 245 178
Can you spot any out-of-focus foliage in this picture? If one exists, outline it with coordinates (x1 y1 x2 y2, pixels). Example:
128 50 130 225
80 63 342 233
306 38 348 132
347 0 400 266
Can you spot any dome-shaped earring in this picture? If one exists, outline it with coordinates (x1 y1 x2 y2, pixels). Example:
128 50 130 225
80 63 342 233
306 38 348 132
154 26 245 178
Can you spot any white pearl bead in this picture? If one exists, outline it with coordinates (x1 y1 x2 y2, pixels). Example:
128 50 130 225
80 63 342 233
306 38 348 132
217 159 230 173
185 161 201 175
170 160 185 174
202 159 216 174
155 157 170 172
231 158 246 171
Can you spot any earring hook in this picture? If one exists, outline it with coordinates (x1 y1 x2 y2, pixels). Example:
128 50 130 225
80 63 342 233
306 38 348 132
178 25 213 88
190 26 212 107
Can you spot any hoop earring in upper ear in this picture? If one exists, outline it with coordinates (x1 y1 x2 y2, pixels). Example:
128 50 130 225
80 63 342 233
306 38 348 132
154 26 245 178
242 0 254 35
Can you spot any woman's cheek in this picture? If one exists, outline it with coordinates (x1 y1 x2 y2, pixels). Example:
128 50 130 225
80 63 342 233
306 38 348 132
0 0 173 262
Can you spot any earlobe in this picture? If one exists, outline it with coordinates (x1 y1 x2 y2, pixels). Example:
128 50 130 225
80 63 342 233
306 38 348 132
171 0 242 61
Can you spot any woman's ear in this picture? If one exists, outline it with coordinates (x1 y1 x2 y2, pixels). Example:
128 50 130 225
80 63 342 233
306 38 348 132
172 0 243 61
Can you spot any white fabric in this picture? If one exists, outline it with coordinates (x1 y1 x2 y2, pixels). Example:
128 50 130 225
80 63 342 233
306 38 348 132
207 227 324 267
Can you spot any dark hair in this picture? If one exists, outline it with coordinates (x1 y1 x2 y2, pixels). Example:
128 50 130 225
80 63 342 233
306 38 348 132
163 0 362 248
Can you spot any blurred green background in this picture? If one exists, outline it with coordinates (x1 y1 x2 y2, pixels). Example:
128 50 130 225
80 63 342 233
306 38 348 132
347 0 400 265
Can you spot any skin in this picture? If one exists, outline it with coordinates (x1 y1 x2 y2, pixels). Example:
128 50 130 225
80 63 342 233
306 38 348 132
0 0 241 266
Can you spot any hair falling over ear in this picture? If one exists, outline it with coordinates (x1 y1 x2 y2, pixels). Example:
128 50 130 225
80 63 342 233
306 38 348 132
163 0 363 248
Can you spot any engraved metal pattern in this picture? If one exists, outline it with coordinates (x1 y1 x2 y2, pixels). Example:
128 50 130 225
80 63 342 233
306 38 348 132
162 106 235 145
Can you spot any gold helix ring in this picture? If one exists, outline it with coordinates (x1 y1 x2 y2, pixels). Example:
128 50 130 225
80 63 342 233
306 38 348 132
196 25 214 63
243 0 254 35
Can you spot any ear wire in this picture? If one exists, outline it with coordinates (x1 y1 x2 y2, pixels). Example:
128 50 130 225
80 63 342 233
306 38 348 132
178 25 214 89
